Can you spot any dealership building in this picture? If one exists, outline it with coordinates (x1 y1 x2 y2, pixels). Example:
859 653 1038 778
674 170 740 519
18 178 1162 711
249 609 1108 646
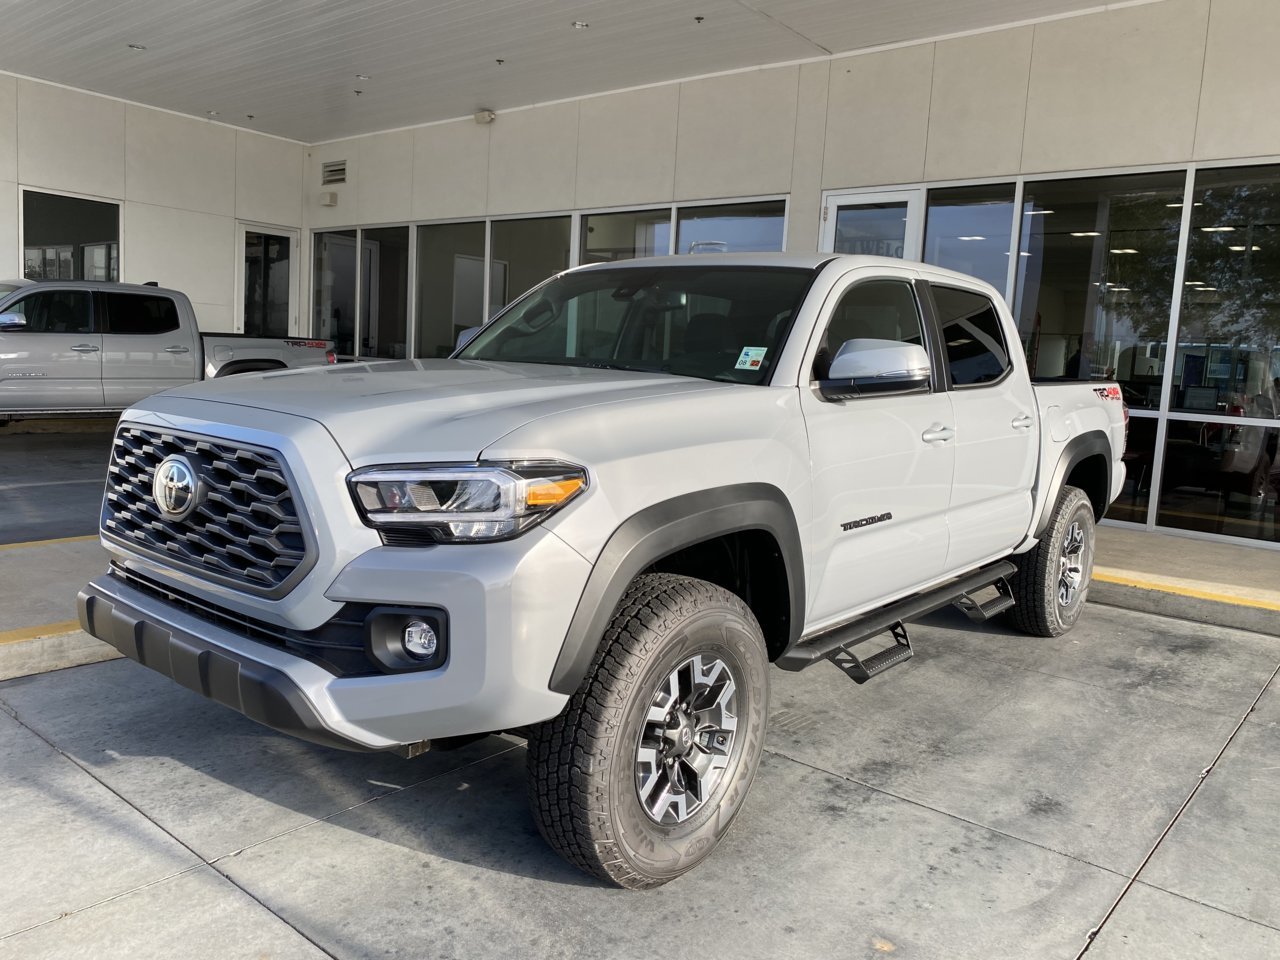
1 0 1278 550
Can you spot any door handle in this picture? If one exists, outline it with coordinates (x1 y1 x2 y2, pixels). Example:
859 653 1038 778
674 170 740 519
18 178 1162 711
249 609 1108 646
1011 413 1035 430
164 346 191 354
70 343 100 353
921 424 955 444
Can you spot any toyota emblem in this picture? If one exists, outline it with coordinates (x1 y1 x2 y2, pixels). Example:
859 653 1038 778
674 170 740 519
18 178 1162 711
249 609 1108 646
152 456 200 521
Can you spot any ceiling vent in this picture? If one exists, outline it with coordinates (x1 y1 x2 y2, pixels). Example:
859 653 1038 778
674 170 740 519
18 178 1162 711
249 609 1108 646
320 160 347 185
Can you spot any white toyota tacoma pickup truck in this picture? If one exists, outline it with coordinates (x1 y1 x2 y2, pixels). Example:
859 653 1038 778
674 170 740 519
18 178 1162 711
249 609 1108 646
0 280 335 419
78 254 1125 888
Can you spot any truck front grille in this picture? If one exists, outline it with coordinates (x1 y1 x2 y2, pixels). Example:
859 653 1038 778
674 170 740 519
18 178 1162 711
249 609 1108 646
103 425 313 596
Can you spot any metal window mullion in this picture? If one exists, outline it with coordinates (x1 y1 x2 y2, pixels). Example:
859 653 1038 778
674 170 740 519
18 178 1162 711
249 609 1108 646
482 219 493 322
668 205 677 255
352 227 364 359
1004 179 1024 308
1144 166 1198 529
406 224 418 358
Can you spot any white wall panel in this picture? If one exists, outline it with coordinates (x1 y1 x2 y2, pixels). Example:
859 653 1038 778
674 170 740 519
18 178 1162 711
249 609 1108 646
576 86 678 209
0 76 16 185
786 61 830 252
123 202 234 312
305 141 357 229
823 45 933 189
0 182 17 275
412 119 489 221
925 27 1032 182
236 132 304 227
1194 0 1280 161
17 81 124 198
675 68 798 201
357 130 413 224
487 102 579 215
1021 0 1210 173
188 300 234 333
125 105 234 215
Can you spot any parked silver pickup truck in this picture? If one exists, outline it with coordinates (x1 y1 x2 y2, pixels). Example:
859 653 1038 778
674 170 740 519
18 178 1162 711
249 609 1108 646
0 280 335 417
79 254 1126 888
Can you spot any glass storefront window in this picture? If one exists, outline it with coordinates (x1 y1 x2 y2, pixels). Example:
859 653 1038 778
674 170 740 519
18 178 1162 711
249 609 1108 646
313 230 357 356
1014 173 1184 408
1110 415 1158 525
1157 416 1280 543
416 221 487 359
832 200 910 258
490 216 571 315
923 184 1015 293
23 191 119 282
1172 165 1280 422
243 232 291 339
676 201 784 255
582 209 671 263
361 227 410 359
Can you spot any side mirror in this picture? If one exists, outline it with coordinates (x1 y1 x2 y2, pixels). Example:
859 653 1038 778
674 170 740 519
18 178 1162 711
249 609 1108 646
0 312 26 331
455 326 481 351
818 338 931 401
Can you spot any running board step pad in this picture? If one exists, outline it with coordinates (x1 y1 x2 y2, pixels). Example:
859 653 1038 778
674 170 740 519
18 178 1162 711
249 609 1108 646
828 623 913 684
954 577 1016 623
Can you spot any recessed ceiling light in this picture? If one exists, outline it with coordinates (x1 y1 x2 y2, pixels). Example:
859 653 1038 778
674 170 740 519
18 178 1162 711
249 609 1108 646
245 114 255 120
1109 287 1131 292
1019 251 1031 256
957 236 985 241
1111 248 1139 254
1071 231 1102 237
1184 281 1204 285
1198 287 1218 291
355 74 370 81
1201 226 1236 232
1166 202 1182 208
1024 209 1054 215
206 110 219 117
127 43 147 50
571 20 589 29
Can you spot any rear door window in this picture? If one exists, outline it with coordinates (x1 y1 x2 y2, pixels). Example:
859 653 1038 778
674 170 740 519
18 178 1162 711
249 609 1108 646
103 293 180 335
4 290 93 333
932 285 1010 386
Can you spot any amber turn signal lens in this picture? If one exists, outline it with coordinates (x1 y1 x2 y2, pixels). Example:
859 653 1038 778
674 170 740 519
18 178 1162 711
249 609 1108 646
525 477 584 507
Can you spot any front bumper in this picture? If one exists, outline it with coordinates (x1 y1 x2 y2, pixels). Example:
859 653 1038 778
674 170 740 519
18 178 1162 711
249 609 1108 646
78 525 591 751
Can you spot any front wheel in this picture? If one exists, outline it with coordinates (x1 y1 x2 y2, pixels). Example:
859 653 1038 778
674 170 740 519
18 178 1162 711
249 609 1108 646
1007 485 1096 637
526 573 769 889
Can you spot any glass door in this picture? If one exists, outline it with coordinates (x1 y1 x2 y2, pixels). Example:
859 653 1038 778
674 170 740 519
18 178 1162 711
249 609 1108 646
821 189 924 260
239 226 299 338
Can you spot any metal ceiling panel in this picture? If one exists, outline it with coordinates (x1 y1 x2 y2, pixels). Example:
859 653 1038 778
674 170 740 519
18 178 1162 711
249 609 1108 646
0 0 1153 142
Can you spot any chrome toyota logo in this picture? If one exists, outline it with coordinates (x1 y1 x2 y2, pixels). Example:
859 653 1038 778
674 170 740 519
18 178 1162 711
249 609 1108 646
152 456 199 521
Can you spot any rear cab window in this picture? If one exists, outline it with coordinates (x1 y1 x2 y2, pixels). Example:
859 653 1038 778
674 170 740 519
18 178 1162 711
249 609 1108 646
102 293 180 335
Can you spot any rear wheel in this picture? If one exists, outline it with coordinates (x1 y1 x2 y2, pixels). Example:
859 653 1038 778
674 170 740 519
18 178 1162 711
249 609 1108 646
527 573 769 889
1008 485 1096 637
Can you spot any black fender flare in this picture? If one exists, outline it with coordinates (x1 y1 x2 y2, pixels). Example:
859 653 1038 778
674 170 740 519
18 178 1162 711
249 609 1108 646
1034 431 1112 537
548 483 805 695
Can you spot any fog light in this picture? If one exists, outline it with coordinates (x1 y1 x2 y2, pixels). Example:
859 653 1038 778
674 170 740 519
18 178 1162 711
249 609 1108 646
402 620 438 659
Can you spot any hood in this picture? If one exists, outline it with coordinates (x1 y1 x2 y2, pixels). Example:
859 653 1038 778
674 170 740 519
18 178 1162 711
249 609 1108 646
156 358 723 463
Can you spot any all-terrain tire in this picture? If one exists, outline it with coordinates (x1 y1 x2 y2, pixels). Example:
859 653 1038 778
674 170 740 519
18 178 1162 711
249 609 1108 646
1007 485 1096 637
526 573 769 889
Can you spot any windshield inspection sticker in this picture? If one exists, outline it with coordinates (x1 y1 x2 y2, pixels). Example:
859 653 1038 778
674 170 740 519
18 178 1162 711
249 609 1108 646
735 346 768 370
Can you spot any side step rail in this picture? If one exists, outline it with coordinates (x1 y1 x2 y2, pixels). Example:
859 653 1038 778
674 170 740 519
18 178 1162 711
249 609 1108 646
828 622 912 684
954 576 1016 623
775 560 1018 672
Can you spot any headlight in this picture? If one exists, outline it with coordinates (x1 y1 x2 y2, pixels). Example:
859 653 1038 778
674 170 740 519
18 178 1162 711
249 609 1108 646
347 461 587 542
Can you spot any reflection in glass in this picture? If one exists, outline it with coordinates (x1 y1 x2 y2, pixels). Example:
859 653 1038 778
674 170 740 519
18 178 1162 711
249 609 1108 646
1157 417 1279 542
832 202 907 258
243 232 291 338
1110 415 1158 524
1014 173 1184 407
361 227 410 359
490 217 571 314
582 210 671 263
23 191 119 281
923 184 1015 293
416 222 487 358
1173 165 1280 422
676 201 785 255
313 230 357 356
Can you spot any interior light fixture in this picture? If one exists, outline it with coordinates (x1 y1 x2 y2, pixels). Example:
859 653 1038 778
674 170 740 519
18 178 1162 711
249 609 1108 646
1229 245 1263 252
1024 209 1054 215
1110 248 1139 254
1019 251 1031 256
1200 226 1236 232
1109 287 1131 292
1071 231 1102 237
1198 286 1218 291
1184 281 1204 286
957 236 985 241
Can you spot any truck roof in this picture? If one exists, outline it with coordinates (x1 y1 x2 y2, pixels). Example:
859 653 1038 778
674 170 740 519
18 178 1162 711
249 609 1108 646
8 279 186 298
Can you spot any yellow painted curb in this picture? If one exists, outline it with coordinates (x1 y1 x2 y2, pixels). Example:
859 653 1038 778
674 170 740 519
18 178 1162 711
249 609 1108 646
0 620 83 646
0 535 97 552
1093 571 1280 613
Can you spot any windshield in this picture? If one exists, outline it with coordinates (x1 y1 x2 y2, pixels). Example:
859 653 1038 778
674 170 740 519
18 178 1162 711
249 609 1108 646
457 266 816 385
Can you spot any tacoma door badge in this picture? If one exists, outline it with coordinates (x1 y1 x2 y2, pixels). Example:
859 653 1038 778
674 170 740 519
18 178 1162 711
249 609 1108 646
841 512 892 532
